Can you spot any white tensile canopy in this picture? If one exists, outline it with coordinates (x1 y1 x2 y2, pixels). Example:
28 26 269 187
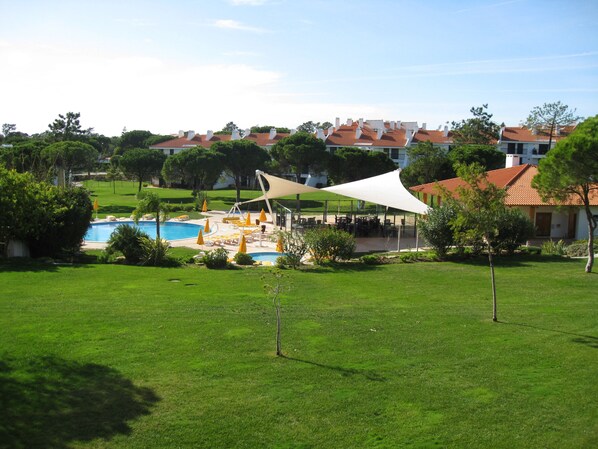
322 170 429 215
244 171 321 204
245 169 429 216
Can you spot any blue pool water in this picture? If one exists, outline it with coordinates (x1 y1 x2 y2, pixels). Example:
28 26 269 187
85 221 204 242
247 252 287 263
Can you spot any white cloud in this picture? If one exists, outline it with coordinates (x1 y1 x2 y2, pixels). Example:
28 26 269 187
213 19 268 33
0 43 385 135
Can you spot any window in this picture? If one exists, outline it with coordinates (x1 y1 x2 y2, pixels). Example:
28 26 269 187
169 149 175 155
539 144 549 155
390 148 399 160
517 143 524 155
507 143 516 154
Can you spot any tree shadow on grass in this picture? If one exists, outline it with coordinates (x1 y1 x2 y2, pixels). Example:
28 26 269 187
281 356 387 382
501 321 598 349
1 258 101 273
0 355 160 449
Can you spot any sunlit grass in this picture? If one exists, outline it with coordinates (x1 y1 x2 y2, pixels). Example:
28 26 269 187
1 256 596 448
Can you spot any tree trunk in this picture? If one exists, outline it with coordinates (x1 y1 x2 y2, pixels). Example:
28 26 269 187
583 202 595 273
295 172 301 212
487 241 498 322
138 178 142 192
156 210 161 240
275 298 282 356
235 176 241 203
547 120 555 153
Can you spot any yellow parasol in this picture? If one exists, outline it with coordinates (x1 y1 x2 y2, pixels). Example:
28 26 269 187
196 230 204 245
202 199 208 213
276 236 284 253
204 218 210 233
258 208 267 223
93 198 99 211
245 212 251 226
238 234 247 254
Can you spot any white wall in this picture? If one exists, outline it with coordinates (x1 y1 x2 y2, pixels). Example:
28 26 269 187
534 206 569 239
576 206 598 240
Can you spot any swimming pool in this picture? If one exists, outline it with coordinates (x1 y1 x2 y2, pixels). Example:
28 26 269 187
247 252 287 263
85 221 204 242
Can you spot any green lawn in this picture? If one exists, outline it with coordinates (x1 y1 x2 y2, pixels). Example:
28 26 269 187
84 180 396 219
1 257 597 448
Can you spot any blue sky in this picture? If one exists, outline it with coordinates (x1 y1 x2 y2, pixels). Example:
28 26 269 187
1 0 597 136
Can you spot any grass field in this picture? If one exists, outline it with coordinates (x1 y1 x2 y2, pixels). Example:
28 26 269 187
83 180 399 219
1 256 597 448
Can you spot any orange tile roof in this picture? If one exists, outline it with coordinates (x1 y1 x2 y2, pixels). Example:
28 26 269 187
151 132 290 149
410 164 598 206
499 126 574 143
325 123 407 147
413 129 452 145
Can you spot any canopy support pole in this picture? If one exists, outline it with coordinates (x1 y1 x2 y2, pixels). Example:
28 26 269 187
255 170 273 221
397 224 401 252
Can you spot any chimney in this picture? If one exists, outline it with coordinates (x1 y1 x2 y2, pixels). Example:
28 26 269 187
316 128 325 140
231 129 240 140
187 130 195 140
531 127 538 135
358 118 364 128
347 118 353 126
269 128 277 140
244 128 250 137
355 127 362 139
290 128 297 135
443 125 449 137
406 129 413 143
335 117 340 129
178 130 184 138
327 125 334 137
206 130 214 141
376 128 383 140
389 121 395 130
555 125 561 136
421 123 427 130
397 120 402 129
505 154 521 168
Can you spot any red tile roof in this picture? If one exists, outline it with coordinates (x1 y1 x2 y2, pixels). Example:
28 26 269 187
410 164 598 206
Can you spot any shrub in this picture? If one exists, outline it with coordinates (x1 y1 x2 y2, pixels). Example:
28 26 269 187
304 227 356 264
278 231 308 269
399 252 419 263
162 203 195 213
541 239 567 256
234 252 255 265
491 209 534 255
399 251 438 263
275 256 289 268
565 240 588 257
361 254 385 265
202 247 229 269
140 237 174 266
28 186 93 258
418 203 457 258
520 245 541 255
106 224 149 264
97 249 118 264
